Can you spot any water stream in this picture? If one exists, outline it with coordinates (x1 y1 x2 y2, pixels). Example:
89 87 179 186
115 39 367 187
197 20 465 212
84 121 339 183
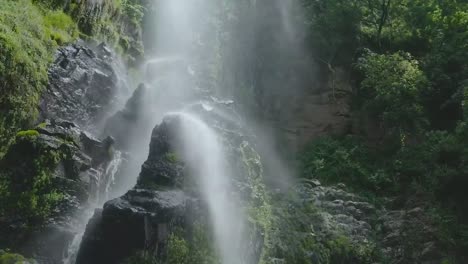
172 112 247 264
65 0 302 263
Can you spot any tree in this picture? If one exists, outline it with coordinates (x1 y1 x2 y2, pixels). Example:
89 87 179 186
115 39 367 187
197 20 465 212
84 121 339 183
356 51 428 137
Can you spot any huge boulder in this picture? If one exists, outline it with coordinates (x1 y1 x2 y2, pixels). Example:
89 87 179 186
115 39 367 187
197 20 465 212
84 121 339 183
76 116 193 264
77 102 270 264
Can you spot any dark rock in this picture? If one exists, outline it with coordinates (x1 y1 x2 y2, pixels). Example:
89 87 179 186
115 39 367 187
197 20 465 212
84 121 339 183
76 189 191 264
137 116 185 188
378 206 445 263
77 104 269 264
39 42 126 130
76 119 192 264
0 119 119 263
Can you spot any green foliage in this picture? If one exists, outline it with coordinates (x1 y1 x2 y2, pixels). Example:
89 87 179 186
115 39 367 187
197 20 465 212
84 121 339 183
301 136 391 194
66 0 145 59
392 122 468 218
124 223 220 264
302 0 467 129
0 132 69 223
44 10 79 45
262 190 323 264
119 0 145 27
166 234 190 264
356 51 428 136
16 130 40 138
300 121 468 258
262 188 379 264
0 249 34 264
164 152 178 163
0 0 77 156
326 236 376 264
302 2 468 258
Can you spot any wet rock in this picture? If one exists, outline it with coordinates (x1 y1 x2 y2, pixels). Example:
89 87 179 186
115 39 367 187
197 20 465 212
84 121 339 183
77 110 268 264
76 119 193 264
39 42 126 130
76 189 191 264
305 181 376 244
0 119 117 263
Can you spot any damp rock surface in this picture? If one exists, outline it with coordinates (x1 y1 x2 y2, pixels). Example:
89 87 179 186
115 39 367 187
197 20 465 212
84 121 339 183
39 42 125 130
0 119 116 264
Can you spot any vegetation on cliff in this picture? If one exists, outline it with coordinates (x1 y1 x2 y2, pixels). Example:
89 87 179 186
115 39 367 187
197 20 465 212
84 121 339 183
0 0 145 260
299 0 468 262
0 0 145 156
0 0 78 155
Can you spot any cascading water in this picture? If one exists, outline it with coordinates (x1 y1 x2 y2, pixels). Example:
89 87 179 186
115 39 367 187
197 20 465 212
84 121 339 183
171 112 247 264
63 150 122 264
65 0 305 263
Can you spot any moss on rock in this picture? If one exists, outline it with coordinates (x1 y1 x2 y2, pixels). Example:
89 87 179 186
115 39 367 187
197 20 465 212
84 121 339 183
0 0 78 156
0 130 71 223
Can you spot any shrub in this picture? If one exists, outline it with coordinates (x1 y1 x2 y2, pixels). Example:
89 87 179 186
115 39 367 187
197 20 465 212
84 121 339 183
44 10 79 45
300 136 392 194
0 250 34 264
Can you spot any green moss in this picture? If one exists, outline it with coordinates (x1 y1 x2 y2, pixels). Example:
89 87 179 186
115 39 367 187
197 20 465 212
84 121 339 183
0 133 72 223
235 141 275 263
123 223 220 264
36 122 47 129
16 130 40 139
165 152 179 163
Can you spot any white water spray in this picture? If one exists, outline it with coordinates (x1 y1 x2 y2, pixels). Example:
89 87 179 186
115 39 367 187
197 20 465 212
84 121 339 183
171 112 247 264
64 0 305 262
63 151 122 264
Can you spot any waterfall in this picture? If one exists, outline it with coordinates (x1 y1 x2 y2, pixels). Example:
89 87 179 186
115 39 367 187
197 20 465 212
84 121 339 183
65 0 303 263
63 151 122 264
171 112 247 264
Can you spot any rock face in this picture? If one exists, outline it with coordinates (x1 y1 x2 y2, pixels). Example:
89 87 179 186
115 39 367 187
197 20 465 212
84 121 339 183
0 119 116 263
77 105 269 264
378 205 446 264
76 116 193 264
275 180 444 264
298 180 376 245
280 67 352 153
39 42 126 130
76 189 190 264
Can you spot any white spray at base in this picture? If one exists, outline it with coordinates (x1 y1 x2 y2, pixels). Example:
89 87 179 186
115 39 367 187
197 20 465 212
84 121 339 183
171 111 247 264
63 151 122 264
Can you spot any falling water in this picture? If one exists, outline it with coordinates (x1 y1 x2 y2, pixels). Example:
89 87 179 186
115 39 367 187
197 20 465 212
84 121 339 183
171 112 247 264
64 0 305 262
63 150 122 264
